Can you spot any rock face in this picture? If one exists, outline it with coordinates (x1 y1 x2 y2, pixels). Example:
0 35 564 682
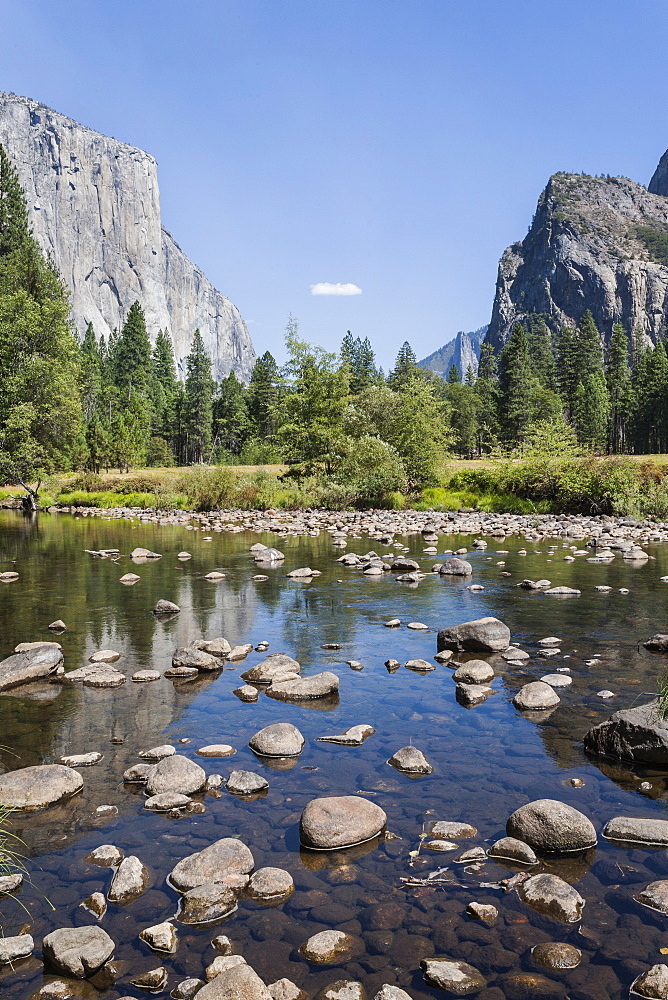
0 93 255 381
486 170 668 352
584 701 668 764
418 326 487 379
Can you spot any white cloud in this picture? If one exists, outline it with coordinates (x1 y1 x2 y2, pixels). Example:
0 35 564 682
310 282 362 296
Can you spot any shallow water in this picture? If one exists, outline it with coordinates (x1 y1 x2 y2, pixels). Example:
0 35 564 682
1 510 668 999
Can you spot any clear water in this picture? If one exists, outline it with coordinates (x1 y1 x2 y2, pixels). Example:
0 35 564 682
1 510 668 999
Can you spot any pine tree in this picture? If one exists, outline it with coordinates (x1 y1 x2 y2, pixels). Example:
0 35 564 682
184 329 215 463
341 332 379 393
389 341 418 390
556 325 580 415
150 329 179 458
606 323 632 453
573 371 610 451
498 323 533 447
0 142 83 475
0 144 31 257
247 351 281 438
464 364 475 387
214 372 250 455
114 301 152 392
447 364 461 384
474 342 499 454
526 317 556 390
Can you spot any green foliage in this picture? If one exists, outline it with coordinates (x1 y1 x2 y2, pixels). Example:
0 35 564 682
183 329 215 463
636 224 668 267
335 435 407 506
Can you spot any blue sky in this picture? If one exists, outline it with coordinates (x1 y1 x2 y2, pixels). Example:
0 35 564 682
2 0 668 369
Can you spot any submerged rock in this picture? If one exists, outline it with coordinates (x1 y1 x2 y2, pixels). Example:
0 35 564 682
226 770 269 795
421 958 486 993
300 795 386 849
299 930 359 964
247 867 294 902
518 873 585 923
631 964 668 999
317 725 375 746
506 799 596 852
635 880 668 915
430 820 477 839
177 882 239 924
488 837 537 865
531 941 581 970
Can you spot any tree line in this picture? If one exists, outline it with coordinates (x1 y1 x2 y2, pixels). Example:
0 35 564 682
2 136 668 503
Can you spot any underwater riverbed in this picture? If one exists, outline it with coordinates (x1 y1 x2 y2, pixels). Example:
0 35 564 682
1 510 668 999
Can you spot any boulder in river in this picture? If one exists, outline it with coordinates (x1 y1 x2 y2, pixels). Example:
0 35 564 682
531 941 581 970
42 925 115 978
300 795 386 849
635 880 668 915
452 660 494 684
317 725 375 746
0 645 64 690
249 723 305 757
196 963 272 1000
177 882 240 924
267 671 339 701
0 933 34 963
438 557 473 576
437 616 510 653
153 599 180 615
513 681 560 710
145 755 206 796
172 646 220 672
507 799 596 853
644 634 668 652
518 873 585 923
631 964 668 999
108 855 149 904
226 770 269 796
421 958 486 992
488 837 538 865
169 837 254 892
603 816 668 846
583 701 668 764
247 867 294 902
139 920 178 953
299 930 360 964
387 746 433 774
241 654 301 683
0 763 82 810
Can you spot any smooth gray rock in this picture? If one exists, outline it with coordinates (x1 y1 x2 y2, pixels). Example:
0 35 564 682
170 838 254 892
84 844 123 867
247 867 294 901
0 933 33 963
421 958 486 992
300 795 386 849
452 660 494 684
391 558 420 571
299 930 359 964
145 791 192 811
177 882 240 924
145 754 206 796
513 681 560 710
456 683 496 706
373 988 412 1000
249 723 304 757
267 671 339 701
507 799 596 853
518 873 585 923
430 820 477 838
154 599 180 614
139 920 178 953
488 837 537 865
531 942 582 970
0 763 83 810
0 645 63 690
195 964 272 1000
241 654 301 683
584 701 668 764
172 647 220 672
42 925 115 978
108 855 149 903
226 770 269 795
269 979 307 1000
317 725 375 746
172 979 206 1000
603 816 668 846
437 616 510 653
438 557 473 576
388 746 433 774
635 880 668 915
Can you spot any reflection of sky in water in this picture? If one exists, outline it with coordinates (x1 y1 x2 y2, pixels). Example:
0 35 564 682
0 511 668 998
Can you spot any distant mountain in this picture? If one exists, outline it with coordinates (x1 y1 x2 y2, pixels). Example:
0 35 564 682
418 326 487 378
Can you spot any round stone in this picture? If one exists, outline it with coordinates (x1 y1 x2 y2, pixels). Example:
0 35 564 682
506 799 597 853
249 723 305 757
531 942 582 970
300 795 386 850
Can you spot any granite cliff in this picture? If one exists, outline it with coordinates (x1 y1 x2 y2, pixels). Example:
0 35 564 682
418 326 487 378
486 168 668 352
0 93 255 381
